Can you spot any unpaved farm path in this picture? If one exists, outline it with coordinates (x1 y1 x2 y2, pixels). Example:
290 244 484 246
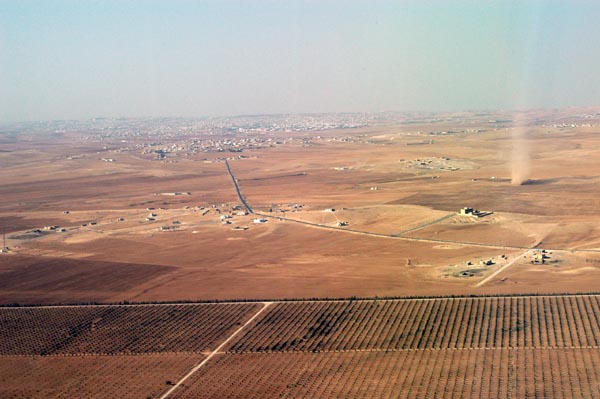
158 301 273 399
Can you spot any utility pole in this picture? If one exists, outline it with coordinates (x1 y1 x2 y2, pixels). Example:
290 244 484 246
1 227 6 252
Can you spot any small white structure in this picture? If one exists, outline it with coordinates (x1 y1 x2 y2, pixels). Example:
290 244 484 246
253 218 267 224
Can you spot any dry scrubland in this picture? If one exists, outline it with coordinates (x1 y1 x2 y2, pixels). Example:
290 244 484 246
2 109 600 397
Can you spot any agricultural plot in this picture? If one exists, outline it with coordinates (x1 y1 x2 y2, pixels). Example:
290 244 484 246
0 303 261 355
227 296 600 352
170 348 600 399
0 354 200 399
0 256 174 305
3 295 600 398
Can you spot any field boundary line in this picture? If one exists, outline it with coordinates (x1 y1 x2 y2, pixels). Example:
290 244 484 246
226 345 600 355
158 301 272 399
11 293 600 309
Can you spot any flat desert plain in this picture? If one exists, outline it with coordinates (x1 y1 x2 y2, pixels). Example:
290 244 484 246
2 111 600 304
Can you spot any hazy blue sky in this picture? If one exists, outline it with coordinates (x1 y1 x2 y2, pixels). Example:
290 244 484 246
1 1 600 122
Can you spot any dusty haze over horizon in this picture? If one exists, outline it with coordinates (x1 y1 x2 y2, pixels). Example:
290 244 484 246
2 1 600 122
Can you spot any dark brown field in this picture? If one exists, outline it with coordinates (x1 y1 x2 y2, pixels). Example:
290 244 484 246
0 303 261 398
0 256 173 304
227 296 600 352
1 303 261 355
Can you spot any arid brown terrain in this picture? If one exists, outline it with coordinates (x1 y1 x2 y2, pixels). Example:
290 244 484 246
2 108 600 397
2 110 600 304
